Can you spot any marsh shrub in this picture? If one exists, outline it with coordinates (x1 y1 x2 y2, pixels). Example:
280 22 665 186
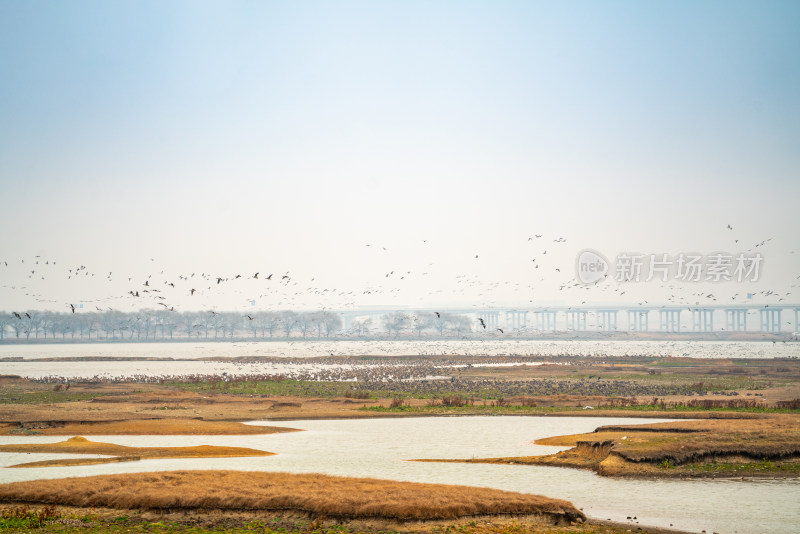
389 397 405 408
776 398 800 410
0 505 58 528
441 395 467 407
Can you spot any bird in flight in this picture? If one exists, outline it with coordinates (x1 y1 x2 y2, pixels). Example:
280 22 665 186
478 318 486 329
69 304 75 313
246 315 254 320
434 311 441 318
497 328 504 334
12 312 21 319
190 288 196 296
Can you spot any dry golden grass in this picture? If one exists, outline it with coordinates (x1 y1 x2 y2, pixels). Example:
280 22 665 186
0 436 273 467
0 470 585 523
1 419 300 435
417 414 800 478
546 415 800 464
0 504 685 534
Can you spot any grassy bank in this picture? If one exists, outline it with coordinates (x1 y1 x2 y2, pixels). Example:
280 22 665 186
0 471 584 524
0 419 300 436
0 504 686 534
415 415 800 479
360 399 799 415
0 437 274 468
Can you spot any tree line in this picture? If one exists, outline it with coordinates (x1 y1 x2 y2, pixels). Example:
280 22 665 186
0 310 476 341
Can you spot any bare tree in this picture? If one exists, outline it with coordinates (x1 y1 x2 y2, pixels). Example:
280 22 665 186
412 312 435 337
452 315 472 336
280 311 297 338
322 311 342 337
0 315 11 340
262 312 281 338
383 312 410 337
295 312 312 338
351 318 372 337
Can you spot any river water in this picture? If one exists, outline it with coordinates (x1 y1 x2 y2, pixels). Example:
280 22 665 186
1 340 798 533
1 339 797 381
0 416 797 534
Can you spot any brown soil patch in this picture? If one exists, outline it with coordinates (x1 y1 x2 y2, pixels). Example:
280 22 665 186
0 436 274 468
0 470 585 524
1 418 300 435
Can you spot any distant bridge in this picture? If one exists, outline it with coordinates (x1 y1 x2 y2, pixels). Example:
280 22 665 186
337 305 800 334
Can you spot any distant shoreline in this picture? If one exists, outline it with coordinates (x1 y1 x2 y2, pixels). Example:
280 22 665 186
0 331 797 345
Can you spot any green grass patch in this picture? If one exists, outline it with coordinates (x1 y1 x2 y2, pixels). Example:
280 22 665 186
0 504 58 529
165 379 384 398
684 459 800 474
0 390 100 405
165 379 532 401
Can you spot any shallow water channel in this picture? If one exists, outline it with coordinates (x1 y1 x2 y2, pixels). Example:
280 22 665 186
0 416 797 534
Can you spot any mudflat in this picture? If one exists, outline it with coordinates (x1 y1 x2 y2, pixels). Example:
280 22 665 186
0 436 274 468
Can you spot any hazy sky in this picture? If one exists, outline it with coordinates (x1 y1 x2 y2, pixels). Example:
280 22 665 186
1 0 798 312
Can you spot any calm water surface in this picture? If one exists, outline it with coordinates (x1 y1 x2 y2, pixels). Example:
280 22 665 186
0 416 797 534
2 339 797 360
1 340 797 380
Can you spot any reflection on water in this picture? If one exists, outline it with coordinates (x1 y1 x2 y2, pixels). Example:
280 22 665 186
1 416 797 534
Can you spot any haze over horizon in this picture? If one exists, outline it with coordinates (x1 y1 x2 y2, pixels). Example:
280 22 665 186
1 1 798 314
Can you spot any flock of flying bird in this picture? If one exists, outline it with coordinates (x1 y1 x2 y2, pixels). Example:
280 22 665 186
1 228 797 333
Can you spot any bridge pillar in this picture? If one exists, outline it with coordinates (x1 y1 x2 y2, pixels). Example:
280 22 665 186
659 310 681 332
535 311 556 332
505 310 528 331
597 310 618 331
566 310 587 331
692 309 714 332
725 309 747 332
759 309 781 332
478 311 500 331
627 310 649 331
